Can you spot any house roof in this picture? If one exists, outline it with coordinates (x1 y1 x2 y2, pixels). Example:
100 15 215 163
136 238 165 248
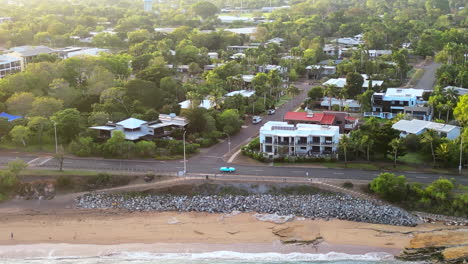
0 54 20 64
116 118 147 129
323 78 347 88
225 90 256 97
0 112 22 122
261 121 339 136
444 86 468 96
179 99 214 109
320 97 361 108
284 112 336 125
392 119 460 135
9 45 57 57
384 88 424 100
89 125 116 131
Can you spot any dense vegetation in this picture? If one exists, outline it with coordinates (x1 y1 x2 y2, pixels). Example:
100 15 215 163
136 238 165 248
370 173 467 217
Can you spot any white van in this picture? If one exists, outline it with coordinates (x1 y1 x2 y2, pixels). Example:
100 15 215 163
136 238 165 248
252 116 262 124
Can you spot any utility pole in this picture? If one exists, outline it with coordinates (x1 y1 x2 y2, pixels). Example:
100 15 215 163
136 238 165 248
226 133 231 153
183 130 187 175
53 121 58 154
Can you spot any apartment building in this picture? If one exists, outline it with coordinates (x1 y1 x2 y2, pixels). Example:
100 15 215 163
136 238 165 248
0 54 21 79
259 121 340 159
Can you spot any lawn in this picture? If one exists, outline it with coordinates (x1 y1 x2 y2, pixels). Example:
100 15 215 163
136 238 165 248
277 95 292 107
0 143 56 153
398 152 428 165
0 169 101 176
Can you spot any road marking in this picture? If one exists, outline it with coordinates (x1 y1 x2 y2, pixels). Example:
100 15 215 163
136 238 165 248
227 149 242 163
203 156 219 158
416 176 428 179
291 171 304 173
27 157 41 165
334 172 345 175
38 157 53 166
253 169 264 172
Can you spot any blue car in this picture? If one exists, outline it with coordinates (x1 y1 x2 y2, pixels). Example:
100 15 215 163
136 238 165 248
219 167 236 173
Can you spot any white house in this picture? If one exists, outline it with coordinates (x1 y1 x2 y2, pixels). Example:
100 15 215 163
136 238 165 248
62 47 110 58
89 114 188 141
224 27 257 35
227 45 258 52
364 88 431 120
320 97 361 112
392 119 461 140
259 121 340 159
0 54 21 79
368 50 392 58
444 86 468 96
323 78 384 89
179 99 215 109
7 45 61 70
225 90 256 97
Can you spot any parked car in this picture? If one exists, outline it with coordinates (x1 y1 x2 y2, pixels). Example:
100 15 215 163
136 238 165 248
252 116 262 124
219 167 236 173
267 109 276 115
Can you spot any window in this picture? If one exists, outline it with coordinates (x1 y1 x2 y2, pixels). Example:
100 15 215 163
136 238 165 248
265 146 272 152
300 147 307 150
265 137 272 143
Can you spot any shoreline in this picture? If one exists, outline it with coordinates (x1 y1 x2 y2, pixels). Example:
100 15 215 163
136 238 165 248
0 242 400 259
0 209 457 259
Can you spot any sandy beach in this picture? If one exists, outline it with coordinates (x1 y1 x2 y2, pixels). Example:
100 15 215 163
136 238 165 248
0 208 455 258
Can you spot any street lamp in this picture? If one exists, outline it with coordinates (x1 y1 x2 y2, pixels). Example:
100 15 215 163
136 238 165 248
225 132 231 154
459 134 463 175
183 129 187 175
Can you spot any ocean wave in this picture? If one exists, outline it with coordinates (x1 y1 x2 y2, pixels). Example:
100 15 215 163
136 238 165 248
104 251 396 261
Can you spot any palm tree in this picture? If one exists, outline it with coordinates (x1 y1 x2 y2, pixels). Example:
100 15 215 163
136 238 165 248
324 84 339 110
186 91 203 109
435 143 450 167
286 85 301 97
340 134 350 167
361 135 374 161
389 138 403 168
338 88 348 111
421 130 437 168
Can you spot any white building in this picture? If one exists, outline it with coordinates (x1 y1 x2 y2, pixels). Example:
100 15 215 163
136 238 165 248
323 78 384 89
208 52 219 59
224 27 257 35
368 50 392 58
444 86 468 96
90 114 188 141
392 119 461 140
0 17 12 24
62 47 110 58
7 45 60 70
179 99 215 109
365 88 431 120
320 97 361 112
227 45 258 52
259 121 340 159
0 54 21 79
218 16 253 24
143 0 153 12
225 90 255 97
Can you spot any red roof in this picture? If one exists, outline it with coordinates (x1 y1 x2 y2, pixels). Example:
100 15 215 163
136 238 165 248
284 112 336 125
345 116 357 121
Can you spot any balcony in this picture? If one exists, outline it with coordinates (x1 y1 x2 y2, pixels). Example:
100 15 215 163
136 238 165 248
322 140 334 145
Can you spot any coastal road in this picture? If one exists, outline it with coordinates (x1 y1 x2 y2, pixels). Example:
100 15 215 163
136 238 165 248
414 62 441 90
1 153 466 185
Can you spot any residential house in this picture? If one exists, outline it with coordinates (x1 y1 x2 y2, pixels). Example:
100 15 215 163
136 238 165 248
218 16 253 24
227 45 258 52
319 97 361 112
267 37 285 45
318 59 343 65
0 54 21 79
260 121 340 159
7 45 61 70
62 47 110 58
225 90 256 98
179 98 215 109
208 52 219 59
0 112 22 122
323 78 384 89
368 50 392 58
284 111 359 133
306 65 337 79
364 88 431 120
392 119 461 140
224 27 257 35
444 86 468 96
0 17 12 24
258 65 287 74
90 114 187 141
335 37 362 46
